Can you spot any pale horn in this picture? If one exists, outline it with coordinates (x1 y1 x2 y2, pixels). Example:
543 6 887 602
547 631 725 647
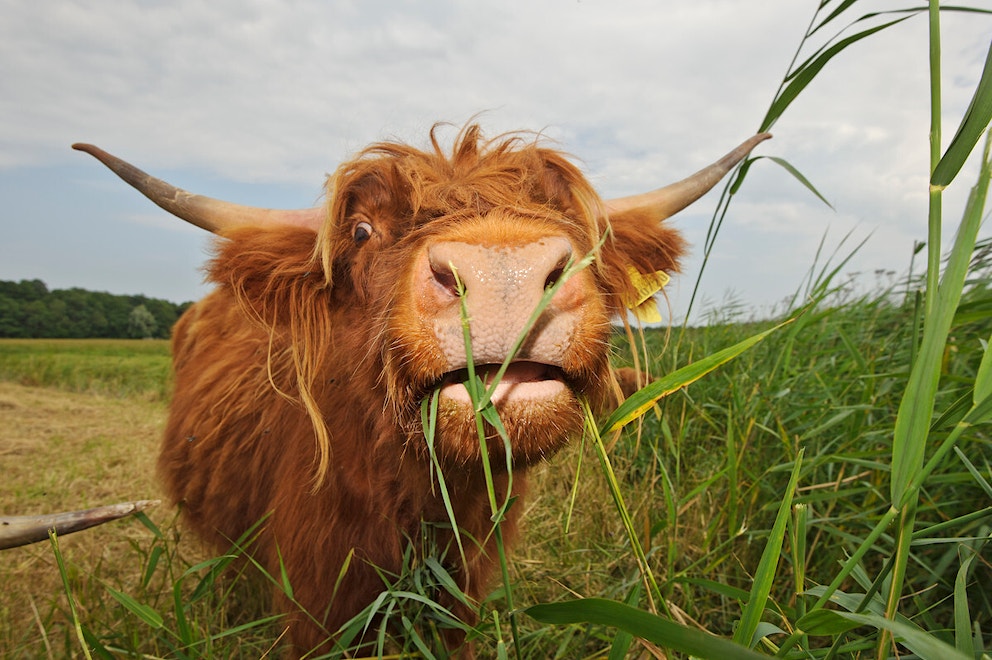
604 133 772 221
0 500 159 550
72 143 323 234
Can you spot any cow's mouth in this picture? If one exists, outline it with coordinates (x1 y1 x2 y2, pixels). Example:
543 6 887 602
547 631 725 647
438 361 569 405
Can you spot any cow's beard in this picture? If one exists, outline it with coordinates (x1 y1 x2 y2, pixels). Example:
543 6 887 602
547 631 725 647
425 386 585 468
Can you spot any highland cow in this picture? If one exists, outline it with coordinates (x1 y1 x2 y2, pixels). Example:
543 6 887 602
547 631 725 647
5 125 768 655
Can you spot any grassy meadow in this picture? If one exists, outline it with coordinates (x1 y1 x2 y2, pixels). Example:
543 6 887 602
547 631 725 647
0 339 173 399
0 266 990 657
2 3 992 657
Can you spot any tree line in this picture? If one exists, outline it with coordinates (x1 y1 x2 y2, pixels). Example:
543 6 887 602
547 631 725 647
0 279 193 339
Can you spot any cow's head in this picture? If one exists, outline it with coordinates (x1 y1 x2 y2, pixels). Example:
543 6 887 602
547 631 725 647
72 125 769 475
313 125 682 466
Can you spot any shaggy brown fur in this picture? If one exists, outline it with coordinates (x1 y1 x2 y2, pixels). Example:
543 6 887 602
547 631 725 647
159 124 685 655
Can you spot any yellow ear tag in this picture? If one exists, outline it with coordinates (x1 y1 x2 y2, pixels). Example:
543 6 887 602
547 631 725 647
625 266 670 324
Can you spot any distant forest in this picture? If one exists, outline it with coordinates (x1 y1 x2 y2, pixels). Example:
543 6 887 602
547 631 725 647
0 279 192 339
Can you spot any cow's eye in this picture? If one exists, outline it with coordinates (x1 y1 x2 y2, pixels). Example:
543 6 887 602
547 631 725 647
353 221 373 245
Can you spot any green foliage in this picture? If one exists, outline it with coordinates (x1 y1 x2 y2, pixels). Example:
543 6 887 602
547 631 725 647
0 279 191 339
17 252 992 657
42 513 287 659
932 42 992 188
127 304 158 340
0 338 172 399
530 2 992 658
580 247 991 658
527 598 770 659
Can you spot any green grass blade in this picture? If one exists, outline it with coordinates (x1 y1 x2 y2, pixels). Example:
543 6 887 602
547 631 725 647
585 401 664 612
525 598 769 659
680 578 750 602
564 429 586 534
891 132 991 505
727 156 760 195
106 586 164 629
913 506 992 539
926 0 944 320
79 628 115 660
420 390 467 567
133 510 163 540
954 550 979 657
973 333 992 404
208 614 284 641
759 156 834 208
172 578 194 648
809 0 861 36
607 584 642 660
49 531 94 660
795 608 861 636
733 450 805 648
275 546 293 600
792 502 808 635
834 611 971 659
932 41 992 188
602 320 789 433
400 615 437 659
425 557 473 609
953 446 992 498
808 505 901 612
492 610 509 660
759 16 912 132
140 544 164 589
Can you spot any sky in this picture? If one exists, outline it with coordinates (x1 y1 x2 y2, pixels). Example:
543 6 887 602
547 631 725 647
1 1 990 324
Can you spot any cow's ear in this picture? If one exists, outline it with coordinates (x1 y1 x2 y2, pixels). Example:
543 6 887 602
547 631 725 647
598 208 688 317
209 226 329 329
533 149 600 215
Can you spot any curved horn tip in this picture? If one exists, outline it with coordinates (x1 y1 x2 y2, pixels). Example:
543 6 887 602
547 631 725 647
72 143 113 162
739 132 772 152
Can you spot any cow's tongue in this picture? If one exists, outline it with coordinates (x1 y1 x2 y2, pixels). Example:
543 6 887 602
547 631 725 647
440 361 564 404
477 362 548 382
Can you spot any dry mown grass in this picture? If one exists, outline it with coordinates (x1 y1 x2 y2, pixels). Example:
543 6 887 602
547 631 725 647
0 382 172 656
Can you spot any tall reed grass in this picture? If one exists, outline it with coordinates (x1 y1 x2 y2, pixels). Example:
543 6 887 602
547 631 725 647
525 2 992 658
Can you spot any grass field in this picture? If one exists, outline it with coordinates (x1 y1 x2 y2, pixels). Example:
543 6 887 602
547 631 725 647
0 373 172 656
0 267 989 658
0 339 173 399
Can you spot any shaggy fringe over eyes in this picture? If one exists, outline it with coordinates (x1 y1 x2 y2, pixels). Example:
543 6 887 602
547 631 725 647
313 123 611 291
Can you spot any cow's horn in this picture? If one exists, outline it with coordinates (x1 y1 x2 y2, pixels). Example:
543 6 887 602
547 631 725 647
72 144 322 234
74 134 769 233
0 500 159 550
604 133 771 221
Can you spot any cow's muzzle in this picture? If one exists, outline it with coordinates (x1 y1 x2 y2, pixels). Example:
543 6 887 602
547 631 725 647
417 234 589 375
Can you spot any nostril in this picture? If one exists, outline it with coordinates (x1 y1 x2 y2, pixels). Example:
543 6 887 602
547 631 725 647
544 257 569 291
430 261 462 298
